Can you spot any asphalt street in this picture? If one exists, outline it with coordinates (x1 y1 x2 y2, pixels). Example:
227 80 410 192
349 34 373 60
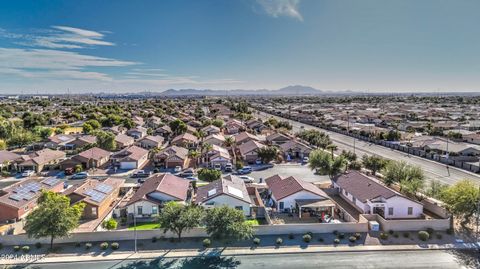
257 111 480 186
19 250 475 269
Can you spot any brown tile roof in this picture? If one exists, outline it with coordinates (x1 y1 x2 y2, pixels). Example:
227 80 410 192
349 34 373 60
265 174 328 201
126 174 190 205
171 132 198 144
0 150 21 163
67 177 124 206
77 147 111 161
156 146 188 160
238 140 265 156
332 171 398 203
115 133 134 145
234 132 259 144
114 145 148 162
20 149 66 166
196 175 251 204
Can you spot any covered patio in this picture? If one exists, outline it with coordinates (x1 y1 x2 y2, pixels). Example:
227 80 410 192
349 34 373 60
295 199 336 222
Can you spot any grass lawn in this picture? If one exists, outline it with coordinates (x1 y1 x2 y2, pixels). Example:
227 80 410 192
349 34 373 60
245 219 267 226
196 182 209 187
127 222 161 230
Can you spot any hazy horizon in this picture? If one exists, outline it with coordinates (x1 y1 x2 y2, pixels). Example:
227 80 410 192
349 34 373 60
2 0 480 94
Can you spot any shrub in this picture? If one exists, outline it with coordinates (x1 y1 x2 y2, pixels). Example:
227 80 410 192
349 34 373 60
21 246 30 253
333 230 338 236
354 233 362 240
100 242 109 250
426 228 434 235
303 234 312 243
152 236 157 243
75 242 81 248
276 237 283 245
418 231 429 241
318 237 324 242
288 233 294 239
202 238 211 248
111 242 119 250
436 234 442 240
0 243 3 250
403 232 410 238
35 242 42 249
334 238 340 244
85 243 92 250
338 233 345 239
393 233 399 238
380 232 389 240
253 238 261 245
13 245 20 252
388 230 394 235
446 228 454 235
348 236 356 243
102 218 118 230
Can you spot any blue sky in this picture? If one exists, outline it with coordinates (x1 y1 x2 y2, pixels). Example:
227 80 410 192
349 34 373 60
1 0 480 93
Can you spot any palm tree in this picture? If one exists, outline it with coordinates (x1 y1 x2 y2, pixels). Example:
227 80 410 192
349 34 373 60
200 143 213 165
326 144 337 158
224 136 236 165
188 150 200 169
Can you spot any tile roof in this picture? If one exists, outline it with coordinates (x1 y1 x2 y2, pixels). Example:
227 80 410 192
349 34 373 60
126 173 190 205
332 171 398 203
196 175 252 204
238 140 265 156
265 174 328 201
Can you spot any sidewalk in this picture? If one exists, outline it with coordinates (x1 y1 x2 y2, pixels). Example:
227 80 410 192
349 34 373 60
1 242 478 266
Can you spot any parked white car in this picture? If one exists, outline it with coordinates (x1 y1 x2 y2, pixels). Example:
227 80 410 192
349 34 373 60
239 175 254 183
21 170 34 177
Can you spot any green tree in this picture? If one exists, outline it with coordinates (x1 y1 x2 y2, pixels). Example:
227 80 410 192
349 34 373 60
158 202 204 240
198 168 222 182
93 130 116 151
102 218 118 230
121 118 135 129
224 136 236 165
425 180 448 199
256 146 278 164
361 155 388 176
22 112 46 130
382 161 425 186
169 119 187 135
440 180 480 226
308 149 346 178
188 150 200 169
0 139 6 150
212 119 225 128
204 206 253 240
326 144 337 158
24 191 85 249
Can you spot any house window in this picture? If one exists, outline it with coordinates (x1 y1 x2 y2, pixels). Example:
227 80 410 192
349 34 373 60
137 206 143 215
352 197 356 204
407 207 413 215
388 207 394 215
235 206 243 211
91 207 97 216
279 202 284 210
152 206 158 215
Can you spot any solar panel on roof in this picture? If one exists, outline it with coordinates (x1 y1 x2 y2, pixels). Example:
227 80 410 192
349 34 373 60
95 183 113 194
42 177 60 186
84 189 97 197
22 192 35 200
25 182 42 192
90 192 106 203
9 194 22 201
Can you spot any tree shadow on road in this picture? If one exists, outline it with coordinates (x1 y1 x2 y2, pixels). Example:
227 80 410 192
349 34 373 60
114 256 240 269
447 249 480 269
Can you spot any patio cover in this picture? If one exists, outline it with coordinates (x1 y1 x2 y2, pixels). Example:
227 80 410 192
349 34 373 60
296 199 335 208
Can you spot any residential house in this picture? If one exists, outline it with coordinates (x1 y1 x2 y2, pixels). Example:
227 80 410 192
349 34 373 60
155 125 172 139
225 119 244 135
0 150 21 171
125 174 191 218
70 135 97 149
238 140 265 163
265 175 332 215
137 135 164 149
332 171 423 219
66 177 124 219
127 126 148 140
201 125 221 136
196 175 252 216
266 132 292 146
279 140 313 160
154 146 189 169
203 134 225 147
18 149 66 172
0 177 64 222
62 147 111 170
115 133 135 149
171 133 198 149
111 145 149 170
45 134 75 150
234 131 260 145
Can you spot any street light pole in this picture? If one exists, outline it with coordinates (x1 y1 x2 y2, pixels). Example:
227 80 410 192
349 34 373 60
133 206 137 253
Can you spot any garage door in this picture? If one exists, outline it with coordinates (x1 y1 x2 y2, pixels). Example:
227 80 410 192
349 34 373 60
120 162 137 170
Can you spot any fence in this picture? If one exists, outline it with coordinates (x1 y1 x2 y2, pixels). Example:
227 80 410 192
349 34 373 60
361 214 451 232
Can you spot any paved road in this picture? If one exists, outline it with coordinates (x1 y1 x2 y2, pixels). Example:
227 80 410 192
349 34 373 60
257 111 480 186
22 250 475 269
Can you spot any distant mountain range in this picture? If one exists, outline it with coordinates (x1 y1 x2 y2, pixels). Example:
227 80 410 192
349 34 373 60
160 85 325 96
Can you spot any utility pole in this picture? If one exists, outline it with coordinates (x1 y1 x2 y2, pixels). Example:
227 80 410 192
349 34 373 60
133 206 137 253
477 185 480 246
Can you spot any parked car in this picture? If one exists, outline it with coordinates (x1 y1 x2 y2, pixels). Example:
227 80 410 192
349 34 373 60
178 168 195 178
71 172 88 180
255 159 262 165
237 166 252 174
213 163 222 171
21 170 34 177
132 170 152 178
302 156 309 164
174 166 182 173
185 176 198 181
239 175 254 183
224 163 233 172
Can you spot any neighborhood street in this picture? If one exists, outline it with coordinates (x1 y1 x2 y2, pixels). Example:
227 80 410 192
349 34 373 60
19 250 475 269
257 111 480 185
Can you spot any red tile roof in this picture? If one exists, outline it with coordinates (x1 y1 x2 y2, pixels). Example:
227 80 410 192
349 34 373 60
265 174 328 201
126 173 190 205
